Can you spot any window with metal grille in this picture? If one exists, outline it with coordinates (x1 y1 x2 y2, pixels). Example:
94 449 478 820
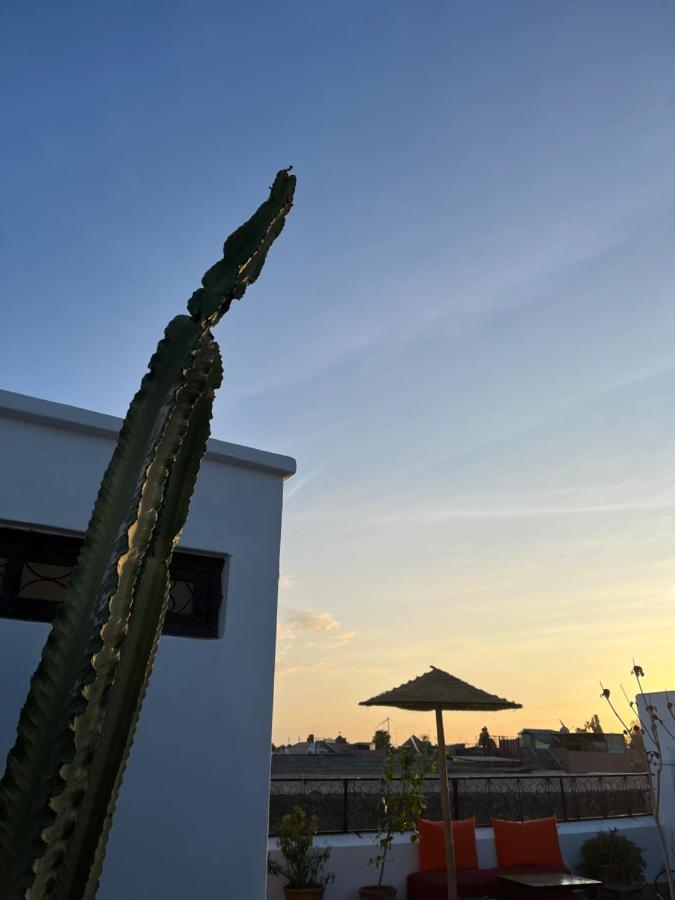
0 526 224 638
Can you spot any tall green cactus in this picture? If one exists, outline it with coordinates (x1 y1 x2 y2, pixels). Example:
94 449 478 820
0 168 296 900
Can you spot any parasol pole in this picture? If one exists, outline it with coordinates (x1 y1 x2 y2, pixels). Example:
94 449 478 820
435 707 457 900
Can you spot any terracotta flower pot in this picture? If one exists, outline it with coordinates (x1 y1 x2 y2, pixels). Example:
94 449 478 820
283 887 326 900
359 886 397 899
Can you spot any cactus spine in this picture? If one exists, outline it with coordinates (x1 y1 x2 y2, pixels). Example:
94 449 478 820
0 168 296 899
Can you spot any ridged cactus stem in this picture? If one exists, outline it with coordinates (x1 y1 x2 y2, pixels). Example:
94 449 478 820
0 168 295 900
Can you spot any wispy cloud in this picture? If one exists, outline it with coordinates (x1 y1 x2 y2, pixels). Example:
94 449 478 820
370 495 675 526
276 608 355 670
328 630 356 648
285 462 327 501
276 660 384 676
275 661 307 675
286 609 340 632
279 574 298 590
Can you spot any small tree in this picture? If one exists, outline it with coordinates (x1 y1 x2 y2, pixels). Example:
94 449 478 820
579 829 646 884
372 729 392 751
367 749 434 890
268 807 334 890
478 726 496 751
418 735 435 755
575 714 603 734
627 720 645 753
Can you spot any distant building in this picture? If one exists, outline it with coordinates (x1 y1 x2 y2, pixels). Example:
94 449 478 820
498 737 520 759
519 728 626 753
350 741 377 754
276 738 336 755
517 728 644 774
399 734 433 754
273 734 379 757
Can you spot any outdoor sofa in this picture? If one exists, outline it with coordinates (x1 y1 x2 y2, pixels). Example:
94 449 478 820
407 816 570 899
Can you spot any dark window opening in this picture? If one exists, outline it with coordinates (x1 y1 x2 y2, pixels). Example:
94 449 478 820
0 526 224 639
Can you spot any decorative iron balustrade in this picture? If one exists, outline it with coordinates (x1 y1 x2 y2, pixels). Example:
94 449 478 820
269 773 651 836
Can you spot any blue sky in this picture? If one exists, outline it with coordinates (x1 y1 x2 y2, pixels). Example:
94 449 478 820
2 1 675 743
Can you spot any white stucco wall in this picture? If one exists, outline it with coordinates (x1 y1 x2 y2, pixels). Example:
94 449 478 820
637 690 675 877
267 818 663 900
0 390 295 900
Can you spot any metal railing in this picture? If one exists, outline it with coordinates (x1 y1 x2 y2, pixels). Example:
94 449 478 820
269 772 651 836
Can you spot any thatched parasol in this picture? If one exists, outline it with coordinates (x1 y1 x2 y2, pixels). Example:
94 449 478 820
360 667 522 900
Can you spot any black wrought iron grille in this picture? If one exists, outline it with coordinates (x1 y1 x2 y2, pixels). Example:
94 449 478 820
0 526 225 638
268 773 651 835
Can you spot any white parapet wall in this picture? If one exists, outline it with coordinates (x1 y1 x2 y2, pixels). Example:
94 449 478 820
0 390 295 900
267 817 663 900
637 690 675 875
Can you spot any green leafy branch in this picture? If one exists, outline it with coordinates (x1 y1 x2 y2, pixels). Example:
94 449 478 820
369 749 434 888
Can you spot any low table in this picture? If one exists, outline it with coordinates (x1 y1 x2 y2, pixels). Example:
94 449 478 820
497 873 603 899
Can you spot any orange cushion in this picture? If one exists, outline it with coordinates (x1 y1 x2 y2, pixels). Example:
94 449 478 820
491 817 564 869
418 818 478 871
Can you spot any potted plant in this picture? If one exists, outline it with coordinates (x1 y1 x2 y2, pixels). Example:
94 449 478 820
268 806 334 899
360 749 434 899
579 829 646 886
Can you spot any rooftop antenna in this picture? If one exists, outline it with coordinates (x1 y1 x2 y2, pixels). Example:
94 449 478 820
375 716 391 734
